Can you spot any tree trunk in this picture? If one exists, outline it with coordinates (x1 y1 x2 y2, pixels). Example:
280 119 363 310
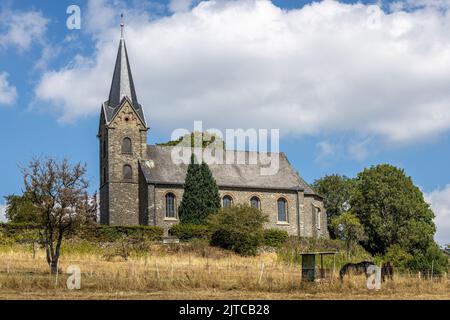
50 259 59 274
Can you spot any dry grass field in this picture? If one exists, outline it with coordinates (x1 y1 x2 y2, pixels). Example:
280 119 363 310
0 243 448 300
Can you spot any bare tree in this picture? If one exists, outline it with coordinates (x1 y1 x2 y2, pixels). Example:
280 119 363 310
22 158 89 274
81 191 98 224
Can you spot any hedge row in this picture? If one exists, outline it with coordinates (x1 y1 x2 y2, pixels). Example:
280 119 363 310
262 229 289 248
80 225 164 242
168 223 211 240
0 223 164 243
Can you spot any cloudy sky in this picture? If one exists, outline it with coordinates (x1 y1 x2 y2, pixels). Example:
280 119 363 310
0 0 449 245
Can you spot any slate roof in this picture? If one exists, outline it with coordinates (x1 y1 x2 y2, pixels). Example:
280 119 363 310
140 145 318 195
102 35 146 126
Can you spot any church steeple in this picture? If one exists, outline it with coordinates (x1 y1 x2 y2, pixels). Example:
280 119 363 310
106 16 146 125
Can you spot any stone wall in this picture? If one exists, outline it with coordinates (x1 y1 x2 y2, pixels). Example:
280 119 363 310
138 165 149 225
109 182 139 225
100 100 148 225
151 186 185 233
303 195 328 238
145 185 328 237
218 188 300 236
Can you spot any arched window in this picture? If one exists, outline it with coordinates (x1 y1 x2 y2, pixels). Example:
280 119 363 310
122 137 132 154
316 207 321 230
165 193 176 218
277 198 287 222
222 195 233 208
123 164 132 180
250 196 261 210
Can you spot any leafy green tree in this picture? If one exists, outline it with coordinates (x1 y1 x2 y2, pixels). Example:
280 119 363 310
351 164 435 255
312 174 354 238
383 244 414 271
178 155 221 224
330 212 366 258
22 158 90 274
157 131 225 149
208 205 268 256
4 194 41 224
406 242 448 275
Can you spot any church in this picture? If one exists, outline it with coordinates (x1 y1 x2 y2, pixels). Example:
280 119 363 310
98 25 328 238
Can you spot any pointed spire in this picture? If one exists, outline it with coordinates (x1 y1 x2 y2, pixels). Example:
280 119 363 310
107 14 139 112
120 13 124 39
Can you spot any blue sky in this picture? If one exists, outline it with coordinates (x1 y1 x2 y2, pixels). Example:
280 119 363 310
0 0 449 244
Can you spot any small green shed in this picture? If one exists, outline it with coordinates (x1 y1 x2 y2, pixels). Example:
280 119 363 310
300 251 337 282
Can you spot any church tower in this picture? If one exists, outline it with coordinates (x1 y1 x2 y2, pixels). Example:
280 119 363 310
98 20 148 225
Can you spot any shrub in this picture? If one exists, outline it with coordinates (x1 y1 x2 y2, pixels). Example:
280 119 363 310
80 225 164 242
406 243 449 275
168 223 210 241
277 236 372 267
208 205 267 256
0 222 40 244
383 244 414 272
263 229 289 248
0 223 164 244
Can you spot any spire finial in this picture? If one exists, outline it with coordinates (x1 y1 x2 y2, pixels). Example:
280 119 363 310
120 13 124 39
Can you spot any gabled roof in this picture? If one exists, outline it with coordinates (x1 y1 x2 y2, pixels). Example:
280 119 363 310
140 145 318 195
104 30 146 126
101 96 147 127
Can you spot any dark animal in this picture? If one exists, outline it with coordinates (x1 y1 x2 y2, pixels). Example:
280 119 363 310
381 262 394 282
339 261 376 281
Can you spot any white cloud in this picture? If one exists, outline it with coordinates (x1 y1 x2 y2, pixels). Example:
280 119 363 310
348 139 370 161
424 185 450 246
35 0 450 143
169 0 197 13
0 10 48 51
0 203 6 223
316 140 335 162
0 72 17 106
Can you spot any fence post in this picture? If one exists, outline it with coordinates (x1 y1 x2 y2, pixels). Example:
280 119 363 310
418 271 421 280
55 261 59 287
332 254 336 280
431 260 434 282
258 262 265 285
32 242 36 260
155 262 161 285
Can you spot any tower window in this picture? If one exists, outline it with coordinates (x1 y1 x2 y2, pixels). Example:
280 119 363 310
123 164 132 180
222 195 233 208
165 193 176 218
103 138 107 158
316 207 321 230
277 198 288 222
250 196 261 210
122 137 132 154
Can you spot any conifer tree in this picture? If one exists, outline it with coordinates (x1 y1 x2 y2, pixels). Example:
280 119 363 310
179 154 221 224
200 162 221 216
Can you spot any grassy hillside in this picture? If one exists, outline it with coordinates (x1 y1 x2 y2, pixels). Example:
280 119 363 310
0 240 448 299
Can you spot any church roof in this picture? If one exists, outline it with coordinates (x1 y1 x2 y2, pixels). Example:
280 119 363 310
104 25 146 126
140 145 318 195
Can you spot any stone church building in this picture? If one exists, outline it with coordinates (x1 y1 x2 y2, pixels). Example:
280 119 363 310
98 28 328 238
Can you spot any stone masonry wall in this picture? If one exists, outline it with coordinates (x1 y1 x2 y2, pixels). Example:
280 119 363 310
303 195 328 238
148 185 319 237
102 100 147 225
